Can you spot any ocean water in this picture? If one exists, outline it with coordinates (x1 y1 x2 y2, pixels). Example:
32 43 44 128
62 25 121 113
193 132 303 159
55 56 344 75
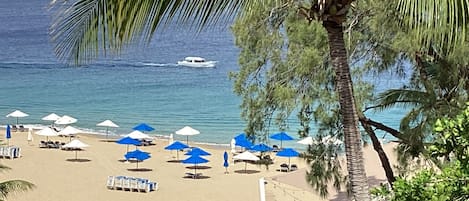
0 0 406 148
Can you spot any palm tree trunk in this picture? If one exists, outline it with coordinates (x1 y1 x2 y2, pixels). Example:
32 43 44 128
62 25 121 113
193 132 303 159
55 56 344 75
358 113 396 187
324 21 370 201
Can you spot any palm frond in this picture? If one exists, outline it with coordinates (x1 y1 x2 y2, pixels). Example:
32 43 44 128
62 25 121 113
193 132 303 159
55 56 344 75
374 89 434 111
50 0 256 65
396 0 469 56
0 180 35 200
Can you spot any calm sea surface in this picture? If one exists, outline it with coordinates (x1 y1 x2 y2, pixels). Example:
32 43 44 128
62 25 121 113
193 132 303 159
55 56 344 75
0 0 406 148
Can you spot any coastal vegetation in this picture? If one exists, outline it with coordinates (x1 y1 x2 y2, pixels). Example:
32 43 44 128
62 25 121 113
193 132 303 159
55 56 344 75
0 164 34 201
48 0 469 200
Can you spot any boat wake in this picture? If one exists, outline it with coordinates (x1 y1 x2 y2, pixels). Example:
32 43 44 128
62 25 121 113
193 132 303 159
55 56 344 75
139 62 179 67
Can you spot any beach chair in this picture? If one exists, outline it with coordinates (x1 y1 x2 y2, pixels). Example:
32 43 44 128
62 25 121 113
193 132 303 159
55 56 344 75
113 176 124 190
150 181 159 191
280 163 289 172
290 164 298 171
19 125 26 132
122 177 131 191
272 145 280 152
106 176 115 189
130 178 139 192
11 125 18 132
137 179 150 193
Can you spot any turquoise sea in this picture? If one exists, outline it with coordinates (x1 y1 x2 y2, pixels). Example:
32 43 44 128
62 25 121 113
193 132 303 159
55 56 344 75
0 0 407 148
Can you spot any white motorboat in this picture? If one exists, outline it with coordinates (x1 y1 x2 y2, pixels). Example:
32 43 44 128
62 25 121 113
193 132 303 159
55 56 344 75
177 57 217 68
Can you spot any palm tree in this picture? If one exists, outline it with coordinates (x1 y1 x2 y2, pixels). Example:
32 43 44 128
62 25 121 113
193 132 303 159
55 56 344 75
0 164 35 201
49 0 469 200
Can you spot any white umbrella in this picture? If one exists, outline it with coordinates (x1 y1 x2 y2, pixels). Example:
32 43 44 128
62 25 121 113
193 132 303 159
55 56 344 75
55 115 77 125
297 136 316 145
233 151 260 173
168 133 174 145
42 113 61 121
96 120 119 138
62 139 89 161
6 110 29 125
322 135 343 145
124 130 152 140
230 138 237 154
36 127 59 141
175 126 200 145
27 128 34 144
58 126 83 141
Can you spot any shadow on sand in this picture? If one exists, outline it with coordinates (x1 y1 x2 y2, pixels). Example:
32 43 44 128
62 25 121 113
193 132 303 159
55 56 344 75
183 175 211 179
167 159 183 163
234 169 260 174
127 168 153 172
186 165 211 170
66 158 91 162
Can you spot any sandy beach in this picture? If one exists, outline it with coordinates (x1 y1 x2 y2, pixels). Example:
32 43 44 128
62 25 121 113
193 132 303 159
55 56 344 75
0 130 396 201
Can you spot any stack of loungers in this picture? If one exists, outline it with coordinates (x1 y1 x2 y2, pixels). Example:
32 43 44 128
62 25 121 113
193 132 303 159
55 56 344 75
0 146 21 159
106 176 158 193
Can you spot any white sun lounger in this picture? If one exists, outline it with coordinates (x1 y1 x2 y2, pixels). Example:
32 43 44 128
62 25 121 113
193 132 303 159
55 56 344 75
106 176 115 189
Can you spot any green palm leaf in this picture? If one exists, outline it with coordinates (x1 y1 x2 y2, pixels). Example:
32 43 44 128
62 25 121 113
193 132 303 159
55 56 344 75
0 180 35 201
50 0 259 64
396 0 469 56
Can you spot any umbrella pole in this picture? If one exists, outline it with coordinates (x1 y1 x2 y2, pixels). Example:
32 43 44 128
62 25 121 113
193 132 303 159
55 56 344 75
280 140 283 149
245 162 247 173
194 164 197 179
176 150 179 160
106 128 109 139
187 136 189 146
75 150 78 161
136 160 139 169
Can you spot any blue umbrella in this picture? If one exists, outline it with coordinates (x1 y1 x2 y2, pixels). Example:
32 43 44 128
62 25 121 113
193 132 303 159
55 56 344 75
270 132 294 148
250 143 273 152
116 137 142 152
185 147 211 156
182 155 209 179
234 133 253 149
125 149 151 169
6 124 11 146
276 148 300 167
223 151 229 174
165 141 189 160
133 123 155 132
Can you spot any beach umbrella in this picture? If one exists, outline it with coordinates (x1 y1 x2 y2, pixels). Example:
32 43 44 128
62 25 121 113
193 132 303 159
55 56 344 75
6 125 11 146
270 132 294 148
55 115 77 125
250 143 273 152
164 141 189 160
185 147 211 156
230 138 236 154
42 113 60 127
6 110 29 125
223 151 229 174
62 139 89 160
322 135 343 145
233 151 260 173
36 127 59 141
97 120 119 139
276 148 300 167
125 149 151 169
27 127 33 144
116 136 142 152
124 130 152 140
132 123 154 132
233 133 254 149
181 155 209 179
175 126 200 145
58 125 82 141
297 136 316 145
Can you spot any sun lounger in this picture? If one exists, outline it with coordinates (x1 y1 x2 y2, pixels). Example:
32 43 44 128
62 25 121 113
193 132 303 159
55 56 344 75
19 125 26 132
137 179 150 193
290 164 298 171
11 125 18 132
280 163 289 172
106 176 115 189
113 176 124 190
272 145 280 152
186 172 203 179
122 177 131 191
130 178 139 192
